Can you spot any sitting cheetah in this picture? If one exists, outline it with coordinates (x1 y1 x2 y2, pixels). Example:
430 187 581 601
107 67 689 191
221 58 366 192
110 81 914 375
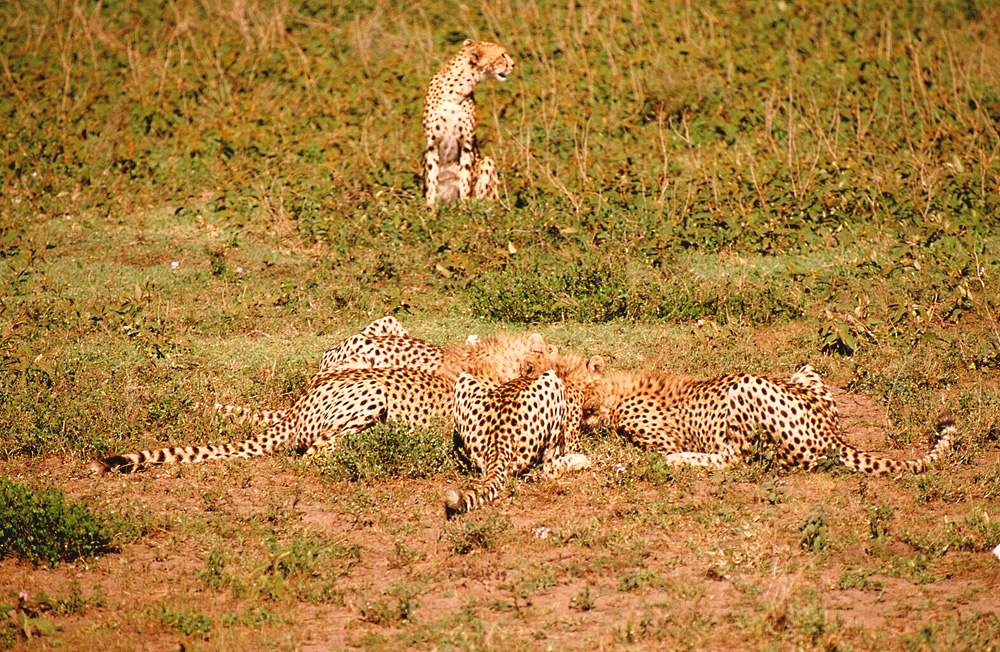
215 319 553 427
444 353 604 517
91 367 455 473
423 39 514 206
581 365 954 475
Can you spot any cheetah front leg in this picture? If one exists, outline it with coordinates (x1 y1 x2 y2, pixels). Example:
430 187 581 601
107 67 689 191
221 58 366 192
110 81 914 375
660 450 739 470
457 137 474 200
424 145 440 207
472 155 500 201
541 447 592 478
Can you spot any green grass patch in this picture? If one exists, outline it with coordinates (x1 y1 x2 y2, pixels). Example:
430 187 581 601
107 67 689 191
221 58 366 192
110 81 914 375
443 511 511 555
316 421 454 482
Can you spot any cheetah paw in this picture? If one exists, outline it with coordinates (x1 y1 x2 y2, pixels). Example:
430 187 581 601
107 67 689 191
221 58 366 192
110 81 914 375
563 454 591 472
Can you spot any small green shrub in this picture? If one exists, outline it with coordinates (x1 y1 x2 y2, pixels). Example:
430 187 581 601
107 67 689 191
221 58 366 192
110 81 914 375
0 581 106 646
837 568 884 591
467 259 636 323
159 606 212 637
444 512 510 554
618 570 659 592
819 321 860 356
761 476 788 505
571 586 595 611
467 257 800 325
244 535 360 603
357 585 420 625
317 421 453 482
0 478 118 566
867 502 894 539
800 507 830 553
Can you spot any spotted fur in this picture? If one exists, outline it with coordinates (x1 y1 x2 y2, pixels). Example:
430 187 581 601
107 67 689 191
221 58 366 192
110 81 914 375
423 39 513 206
90 368 453 473
519 352 606 456
581 365 954 475
214 322 554 427
444 353 603 517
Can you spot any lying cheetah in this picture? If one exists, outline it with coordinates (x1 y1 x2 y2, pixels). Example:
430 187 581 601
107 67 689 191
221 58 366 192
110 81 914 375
423 39 514 206
91 368 454 473
581 365 954 475
444 353 604 517
319 326 551 385
214 321 553 426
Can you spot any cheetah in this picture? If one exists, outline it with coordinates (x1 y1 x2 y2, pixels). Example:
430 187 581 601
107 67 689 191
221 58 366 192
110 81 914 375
319 326 552 386
214 321 554 427
581 365 954 475
90 367 455 473
444 353 604 517
519 352 606 457
422 39 514 206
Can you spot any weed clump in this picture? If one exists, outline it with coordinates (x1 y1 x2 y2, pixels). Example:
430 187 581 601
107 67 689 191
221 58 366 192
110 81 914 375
0 478 118 566
799 507 831 553
467 257 800 325
467 259 637 323
443 512 511 554
316 421 453 482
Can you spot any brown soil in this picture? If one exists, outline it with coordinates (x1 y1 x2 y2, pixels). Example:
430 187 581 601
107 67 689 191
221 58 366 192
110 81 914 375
2 392 998 651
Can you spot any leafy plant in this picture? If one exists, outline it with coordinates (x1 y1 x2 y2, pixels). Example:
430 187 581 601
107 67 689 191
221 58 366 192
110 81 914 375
867 502 894 540
570 586 595 611
357 585 420 625
0 478 119 566
800 508 830 553
819 321 859 356
316 421 454 482
159 606 212 637
443 512 510 555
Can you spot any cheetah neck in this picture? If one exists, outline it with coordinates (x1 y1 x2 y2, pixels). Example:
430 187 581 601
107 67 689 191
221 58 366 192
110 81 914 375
438 334 537 384
590 371 695 418
434 55 484 101
528 352 599 395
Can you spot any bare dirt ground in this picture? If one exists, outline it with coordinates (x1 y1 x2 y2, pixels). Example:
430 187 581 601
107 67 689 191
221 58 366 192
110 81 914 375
2 392 999 651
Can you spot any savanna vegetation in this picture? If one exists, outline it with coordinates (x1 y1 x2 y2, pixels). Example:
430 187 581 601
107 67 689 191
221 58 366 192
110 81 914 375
1 0 999 649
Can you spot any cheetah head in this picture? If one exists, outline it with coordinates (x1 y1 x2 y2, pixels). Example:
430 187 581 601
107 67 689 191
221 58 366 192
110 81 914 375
461 39 514 83
580 394 609 430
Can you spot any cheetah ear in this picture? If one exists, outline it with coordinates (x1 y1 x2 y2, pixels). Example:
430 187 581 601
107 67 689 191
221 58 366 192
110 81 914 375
526 333 546 352
466 44 483 65
519 357 536 377
587 355 606 375
462 39 474 47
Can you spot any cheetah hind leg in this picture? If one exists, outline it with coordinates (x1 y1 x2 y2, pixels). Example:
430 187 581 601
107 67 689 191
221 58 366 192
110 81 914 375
472 156 500 201
300 386 389 457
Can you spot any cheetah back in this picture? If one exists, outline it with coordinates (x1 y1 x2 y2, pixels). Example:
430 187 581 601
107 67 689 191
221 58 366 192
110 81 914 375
93 368 453 473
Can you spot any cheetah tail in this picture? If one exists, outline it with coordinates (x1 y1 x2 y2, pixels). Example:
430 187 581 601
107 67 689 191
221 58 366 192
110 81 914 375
837 408 956 475
906 408 956 473
88 420 298 474
443 468 510 518
214 403 288 426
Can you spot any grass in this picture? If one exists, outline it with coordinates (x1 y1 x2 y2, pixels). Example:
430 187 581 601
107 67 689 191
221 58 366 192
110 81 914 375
1 0 999 649
315 420 456 482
